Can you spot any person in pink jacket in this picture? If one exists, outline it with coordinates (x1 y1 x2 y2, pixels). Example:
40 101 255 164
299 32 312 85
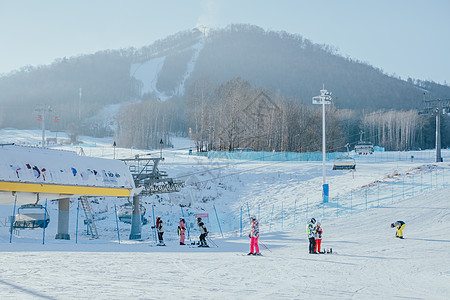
248 216 261 255
178 217 186 245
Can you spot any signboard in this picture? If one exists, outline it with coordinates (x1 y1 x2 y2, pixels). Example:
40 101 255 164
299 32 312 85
195 213 209 219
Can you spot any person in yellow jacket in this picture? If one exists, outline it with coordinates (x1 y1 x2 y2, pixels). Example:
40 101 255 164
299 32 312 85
391 220 405 239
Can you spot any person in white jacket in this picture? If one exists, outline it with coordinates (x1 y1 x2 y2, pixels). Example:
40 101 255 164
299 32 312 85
152 216 165 245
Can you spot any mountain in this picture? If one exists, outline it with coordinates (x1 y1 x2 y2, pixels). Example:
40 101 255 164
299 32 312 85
0 24 449 131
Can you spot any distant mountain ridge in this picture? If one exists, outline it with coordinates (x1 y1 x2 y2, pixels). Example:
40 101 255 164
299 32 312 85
0 24 449 130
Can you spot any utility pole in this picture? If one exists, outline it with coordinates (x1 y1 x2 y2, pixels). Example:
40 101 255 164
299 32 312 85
312 85 332 203
35 105 53 148
419 98 450 163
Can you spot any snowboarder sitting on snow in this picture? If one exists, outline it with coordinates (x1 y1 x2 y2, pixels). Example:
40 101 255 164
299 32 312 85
151 216 165 245
306 218 316 254
178 217 186 245
391 220 405 239
314 222 323 253
248 216 261 256
197 217 208 247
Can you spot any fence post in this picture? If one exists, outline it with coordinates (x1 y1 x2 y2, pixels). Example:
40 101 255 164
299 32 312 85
42 200 48 245
365 189 368 210
240 206 242 237
114 204 121 244
213 205 223 238
76 199 80 244
9 194 17 243
152 204 157 243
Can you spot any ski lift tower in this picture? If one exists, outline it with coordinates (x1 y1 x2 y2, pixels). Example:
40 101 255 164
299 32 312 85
313 86 332 203
419 98 450 162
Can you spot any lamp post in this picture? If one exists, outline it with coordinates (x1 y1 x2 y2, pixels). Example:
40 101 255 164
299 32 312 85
312 86 332 203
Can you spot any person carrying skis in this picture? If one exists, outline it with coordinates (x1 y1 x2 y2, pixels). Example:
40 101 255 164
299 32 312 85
152 216 165 245
306 218 316 254
197 217 208 247
314 222 323 253
391 220 405 239
248 216 261 255
178 217 186 245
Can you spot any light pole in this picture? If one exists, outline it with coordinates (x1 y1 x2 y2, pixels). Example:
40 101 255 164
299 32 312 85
35 105 53 148
312 86 332 203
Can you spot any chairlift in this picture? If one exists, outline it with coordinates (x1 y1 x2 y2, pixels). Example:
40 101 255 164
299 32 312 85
117 203 148 224
332 156 356 170
13 204 50 229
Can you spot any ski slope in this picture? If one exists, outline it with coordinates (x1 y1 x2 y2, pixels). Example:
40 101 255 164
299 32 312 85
0 129 449 299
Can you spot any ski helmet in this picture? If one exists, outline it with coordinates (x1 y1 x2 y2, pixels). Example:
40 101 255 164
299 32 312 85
251 216 256 221
311 218 316 224
180 217 184 221
316 222 321 227
391 223 395 228
197 217 202 222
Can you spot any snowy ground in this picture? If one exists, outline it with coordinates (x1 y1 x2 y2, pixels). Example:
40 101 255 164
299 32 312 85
0 129 449 299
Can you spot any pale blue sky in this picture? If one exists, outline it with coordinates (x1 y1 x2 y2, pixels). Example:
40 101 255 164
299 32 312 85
1 0 449 84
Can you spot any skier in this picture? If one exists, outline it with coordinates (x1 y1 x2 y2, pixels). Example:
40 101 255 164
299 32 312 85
248 216 261 255
306 218 316 254
314 222 323 254
151 216 165 245
178 217 186 245
197 217 209 247
391 220 406 239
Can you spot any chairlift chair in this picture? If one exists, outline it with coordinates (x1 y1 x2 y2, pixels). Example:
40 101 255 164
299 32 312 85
117 203 147 224
13 204 50 229
332 156 356 170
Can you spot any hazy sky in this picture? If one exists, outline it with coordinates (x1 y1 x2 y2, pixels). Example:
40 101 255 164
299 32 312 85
1 0 449 84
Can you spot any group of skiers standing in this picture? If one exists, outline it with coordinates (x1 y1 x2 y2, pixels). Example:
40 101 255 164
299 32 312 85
151 216 209 247
306 218 323 254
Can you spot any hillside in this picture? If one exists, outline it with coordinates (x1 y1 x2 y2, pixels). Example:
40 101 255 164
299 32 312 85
1 24 449 131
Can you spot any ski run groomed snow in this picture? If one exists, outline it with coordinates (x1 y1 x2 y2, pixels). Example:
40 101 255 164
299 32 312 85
0 129 449 299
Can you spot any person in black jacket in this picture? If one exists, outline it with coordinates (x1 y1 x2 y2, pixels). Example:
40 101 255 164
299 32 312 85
197 217 209 247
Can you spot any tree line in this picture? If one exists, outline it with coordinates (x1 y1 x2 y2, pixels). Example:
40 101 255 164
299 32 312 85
116 77 448 152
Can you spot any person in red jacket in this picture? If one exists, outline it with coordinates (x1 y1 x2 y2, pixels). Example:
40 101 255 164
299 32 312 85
178 217 186 245
248 216 261 255
314 222 323 253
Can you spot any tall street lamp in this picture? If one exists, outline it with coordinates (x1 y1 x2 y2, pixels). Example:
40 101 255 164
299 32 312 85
312 86 332 203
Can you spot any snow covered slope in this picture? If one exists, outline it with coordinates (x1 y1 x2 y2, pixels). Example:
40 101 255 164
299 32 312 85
0 129 449 299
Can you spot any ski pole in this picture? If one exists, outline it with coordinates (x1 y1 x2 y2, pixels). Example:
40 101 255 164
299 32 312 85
207 236 218 248
258 240 272 253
